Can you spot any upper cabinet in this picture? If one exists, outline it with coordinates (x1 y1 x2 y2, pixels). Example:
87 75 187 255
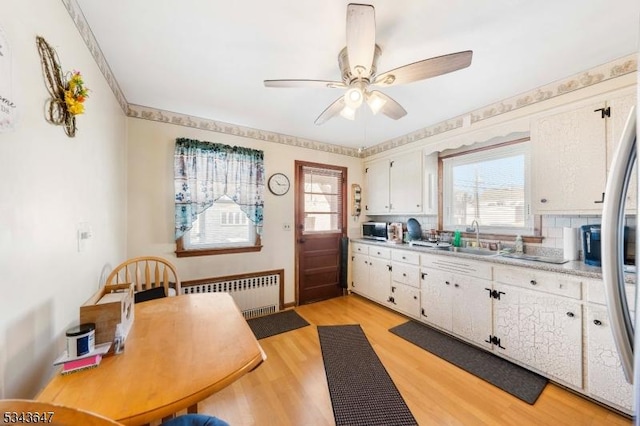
364 151 438 215
531 88 636 214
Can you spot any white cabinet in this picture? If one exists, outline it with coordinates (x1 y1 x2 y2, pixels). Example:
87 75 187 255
586 305 633 413
364 160 391 214
364 151 423 215
584 279 634 413
388 249 421 318
350 243 391 304
492 266 583 388
420 255 493 348
532 88 636 213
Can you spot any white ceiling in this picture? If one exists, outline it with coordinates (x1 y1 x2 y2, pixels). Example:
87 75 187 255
75 0 639 149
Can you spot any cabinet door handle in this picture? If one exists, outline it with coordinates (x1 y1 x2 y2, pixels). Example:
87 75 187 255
540 198 548 203
402 273 407 277
566 312 575 318
593 319 602 326
454 283 459 288
530 280 537 286
445 281 451 286
594 192 605 204
413 295 418 300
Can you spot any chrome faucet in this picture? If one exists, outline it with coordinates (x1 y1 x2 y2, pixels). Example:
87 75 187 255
468 220 480 247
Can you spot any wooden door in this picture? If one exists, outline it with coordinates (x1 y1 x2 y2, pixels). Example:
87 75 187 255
295 161 347 304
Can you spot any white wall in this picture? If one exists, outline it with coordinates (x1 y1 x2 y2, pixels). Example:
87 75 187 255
126 118 364 304
0 1 127 398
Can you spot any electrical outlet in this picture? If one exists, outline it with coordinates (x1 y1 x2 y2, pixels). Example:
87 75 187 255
283 223 292 231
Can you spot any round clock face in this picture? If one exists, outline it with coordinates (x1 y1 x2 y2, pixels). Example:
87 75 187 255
268 173 290 196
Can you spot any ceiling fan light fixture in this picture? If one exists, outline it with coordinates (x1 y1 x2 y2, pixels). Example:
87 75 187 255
344 86 364 109
366 91 387 115
340 105 357 120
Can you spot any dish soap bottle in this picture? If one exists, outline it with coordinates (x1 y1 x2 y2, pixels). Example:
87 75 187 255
514 235 524 254
453 230 461 247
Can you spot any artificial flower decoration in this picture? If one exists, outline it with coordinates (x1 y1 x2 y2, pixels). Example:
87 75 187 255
36 36 90 137
64 71 89 116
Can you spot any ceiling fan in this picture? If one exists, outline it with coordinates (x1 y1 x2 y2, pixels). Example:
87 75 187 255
264 3 473 125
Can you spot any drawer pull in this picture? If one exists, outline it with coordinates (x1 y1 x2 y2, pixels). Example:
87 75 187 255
445 281 451 286
566 312 575 318
593 319 602 326
530 280 537 286
454 283 459 288
402 273 407 277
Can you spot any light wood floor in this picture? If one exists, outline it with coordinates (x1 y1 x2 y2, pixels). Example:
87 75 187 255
198 294 632 425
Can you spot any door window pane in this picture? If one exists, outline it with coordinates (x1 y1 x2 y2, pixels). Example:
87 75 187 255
302 166 343 233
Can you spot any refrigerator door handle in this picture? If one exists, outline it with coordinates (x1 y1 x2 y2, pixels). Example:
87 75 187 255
602 105 636 384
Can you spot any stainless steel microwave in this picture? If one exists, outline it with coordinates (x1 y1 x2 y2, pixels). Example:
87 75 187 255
362 222 387 241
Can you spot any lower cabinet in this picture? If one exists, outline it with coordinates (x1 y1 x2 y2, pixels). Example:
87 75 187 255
350 244 391 304
420 255 493 348
388 249 421 318
389 282 420 318
492 266 583 388
492 282 583 388
586 304 634 412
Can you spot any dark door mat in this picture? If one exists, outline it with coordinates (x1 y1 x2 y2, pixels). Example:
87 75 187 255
247 310 310 339
318 324 418 426
390 321 548 404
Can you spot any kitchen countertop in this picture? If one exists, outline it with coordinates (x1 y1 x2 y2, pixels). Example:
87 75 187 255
351 238 634 283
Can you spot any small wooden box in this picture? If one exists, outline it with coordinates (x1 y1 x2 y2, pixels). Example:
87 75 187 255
80 283 134 350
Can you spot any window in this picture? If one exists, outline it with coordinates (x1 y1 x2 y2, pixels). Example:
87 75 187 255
181 195 256 249
442 140 532 235
302 166 343 233
174 138 264 256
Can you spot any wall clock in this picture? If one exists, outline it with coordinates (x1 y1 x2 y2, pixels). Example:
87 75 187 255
268 173 290 196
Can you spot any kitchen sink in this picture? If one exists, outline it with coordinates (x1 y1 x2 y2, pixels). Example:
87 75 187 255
448 247 497 256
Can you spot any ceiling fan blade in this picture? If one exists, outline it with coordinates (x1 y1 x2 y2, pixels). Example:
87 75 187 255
373 50 473 87
369 90 407 120
315 97 346 125
264 79 346 89
346 3 376 77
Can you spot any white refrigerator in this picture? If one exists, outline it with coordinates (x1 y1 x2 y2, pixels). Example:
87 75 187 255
601 100 637 423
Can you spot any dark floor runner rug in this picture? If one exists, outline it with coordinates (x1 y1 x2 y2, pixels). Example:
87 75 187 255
390 321 547 404
247 310 309 340
318 325 418 426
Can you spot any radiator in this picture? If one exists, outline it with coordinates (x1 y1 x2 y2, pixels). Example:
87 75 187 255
181 270 282 319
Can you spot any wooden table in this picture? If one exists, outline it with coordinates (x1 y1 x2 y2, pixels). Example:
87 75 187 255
37 293 265 425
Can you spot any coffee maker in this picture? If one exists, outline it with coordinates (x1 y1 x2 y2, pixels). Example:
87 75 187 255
582 224 629 266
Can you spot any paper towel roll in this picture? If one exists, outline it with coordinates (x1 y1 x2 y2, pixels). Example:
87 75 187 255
563 227 579 261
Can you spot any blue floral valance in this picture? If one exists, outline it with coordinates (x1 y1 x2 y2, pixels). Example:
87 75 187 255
174 137 264 239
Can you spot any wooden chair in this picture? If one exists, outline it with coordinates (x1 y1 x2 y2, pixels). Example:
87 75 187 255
0 399 122 426
105 256 181 296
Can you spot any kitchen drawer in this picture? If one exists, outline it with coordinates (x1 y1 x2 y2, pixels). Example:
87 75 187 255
587 278 636 305
392 262 421 288
392 249 420 265
421 255 492 281
494 266 582 299
369 246 391 259
352 242 369 255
